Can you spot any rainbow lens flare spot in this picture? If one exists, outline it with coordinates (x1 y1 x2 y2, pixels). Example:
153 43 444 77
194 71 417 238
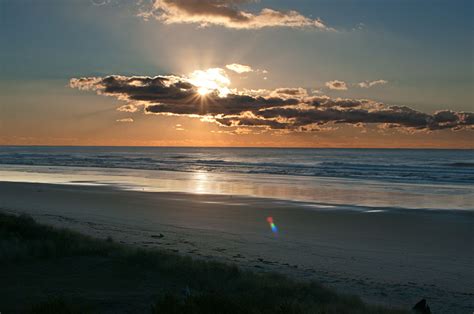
266 216 278 233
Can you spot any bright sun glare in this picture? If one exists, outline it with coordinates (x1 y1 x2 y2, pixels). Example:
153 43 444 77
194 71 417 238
198 87 210 96
189 68 231 98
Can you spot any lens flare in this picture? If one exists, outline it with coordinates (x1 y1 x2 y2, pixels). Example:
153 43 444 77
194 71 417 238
266 216 278 233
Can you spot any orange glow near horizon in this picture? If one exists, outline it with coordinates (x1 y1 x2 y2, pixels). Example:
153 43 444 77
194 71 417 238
1 70 473 149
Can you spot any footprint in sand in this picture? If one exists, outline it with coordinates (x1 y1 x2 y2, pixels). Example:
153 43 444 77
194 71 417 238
257 258 273 265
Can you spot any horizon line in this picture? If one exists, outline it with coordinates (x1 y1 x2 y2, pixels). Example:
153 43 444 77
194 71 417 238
0 144 472 150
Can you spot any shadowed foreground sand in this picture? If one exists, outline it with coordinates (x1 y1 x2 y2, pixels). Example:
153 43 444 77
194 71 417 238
0 181 472 313
1 212 412 313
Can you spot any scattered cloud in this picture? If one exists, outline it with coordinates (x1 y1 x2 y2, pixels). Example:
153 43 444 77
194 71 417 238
233 127 254 135
226 63 253 73
324 79 388 90
325 80 348 91
91 0 111 6
117 104 139 112
270 87 308 99
70 72 473 133
141 0 332 30
358 80 388 88
116 118 134 123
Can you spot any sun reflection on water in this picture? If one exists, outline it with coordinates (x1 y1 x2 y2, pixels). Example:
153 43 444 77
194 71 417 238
192 171 210 194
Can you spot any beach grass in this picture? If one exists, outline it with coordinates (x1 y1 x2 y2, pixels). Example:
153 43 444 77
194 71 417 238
0 212 408 313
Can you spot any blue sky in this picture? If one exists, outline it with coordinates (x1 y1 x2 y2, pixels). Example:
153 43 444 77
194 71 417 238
0 0 472 147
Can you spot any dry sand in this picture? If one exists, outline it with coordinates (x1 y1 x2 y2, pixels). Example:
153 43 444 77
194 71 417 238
0 181 472 313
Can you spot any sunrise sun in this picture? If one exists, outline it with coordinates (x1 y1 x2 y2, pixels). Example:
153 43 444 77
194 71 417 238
197 86 210 96
189 68 231 98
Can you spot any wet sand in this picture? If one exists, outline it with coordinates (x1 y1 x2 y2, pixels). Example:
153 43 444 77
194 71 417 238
0 181 472 313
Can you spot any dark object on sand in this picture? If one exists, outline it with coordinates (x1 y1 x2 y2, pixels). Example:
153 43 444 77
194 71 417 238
181 285 191 298
151 233 164 239
412 299 431 314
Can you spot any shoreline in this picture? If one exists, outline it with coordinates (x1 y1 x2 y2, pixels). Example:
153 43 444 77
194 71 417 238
0 181 472 313
1 164 472 211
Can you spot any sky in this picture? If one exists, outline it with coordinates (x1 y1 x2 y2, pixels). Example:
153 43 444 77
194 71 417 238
0 0 473 148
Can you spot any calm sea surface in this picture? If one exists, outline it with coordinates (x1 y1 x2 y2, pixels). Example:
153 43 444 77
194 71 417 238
1 147 473 210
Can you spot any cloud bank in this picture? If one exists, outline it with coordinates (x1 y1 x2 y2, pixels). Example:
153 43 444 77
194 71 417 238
70 74 474 132
142 0 331 30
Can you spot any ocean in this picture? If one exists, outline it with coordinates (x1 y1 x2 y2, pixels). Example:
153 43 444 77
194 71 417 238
0 146 473 211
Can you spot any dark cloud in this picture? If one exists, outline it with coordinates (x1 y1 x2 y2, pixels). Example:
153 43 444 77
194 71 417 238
141 0 331 30
71 75 298 115
259 106 474 131
270 88 308 98
145 92 298 115
306 96 372 108
215 114 288 129
70 74 474 132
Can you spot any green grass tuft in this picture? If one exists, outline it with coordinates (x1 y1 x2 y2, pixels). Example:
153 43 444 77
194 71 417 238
28 297 85 314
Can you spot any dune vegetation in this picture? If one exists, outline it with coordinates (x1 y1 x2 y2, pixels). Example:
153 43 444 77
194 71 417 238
0 212 409 314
